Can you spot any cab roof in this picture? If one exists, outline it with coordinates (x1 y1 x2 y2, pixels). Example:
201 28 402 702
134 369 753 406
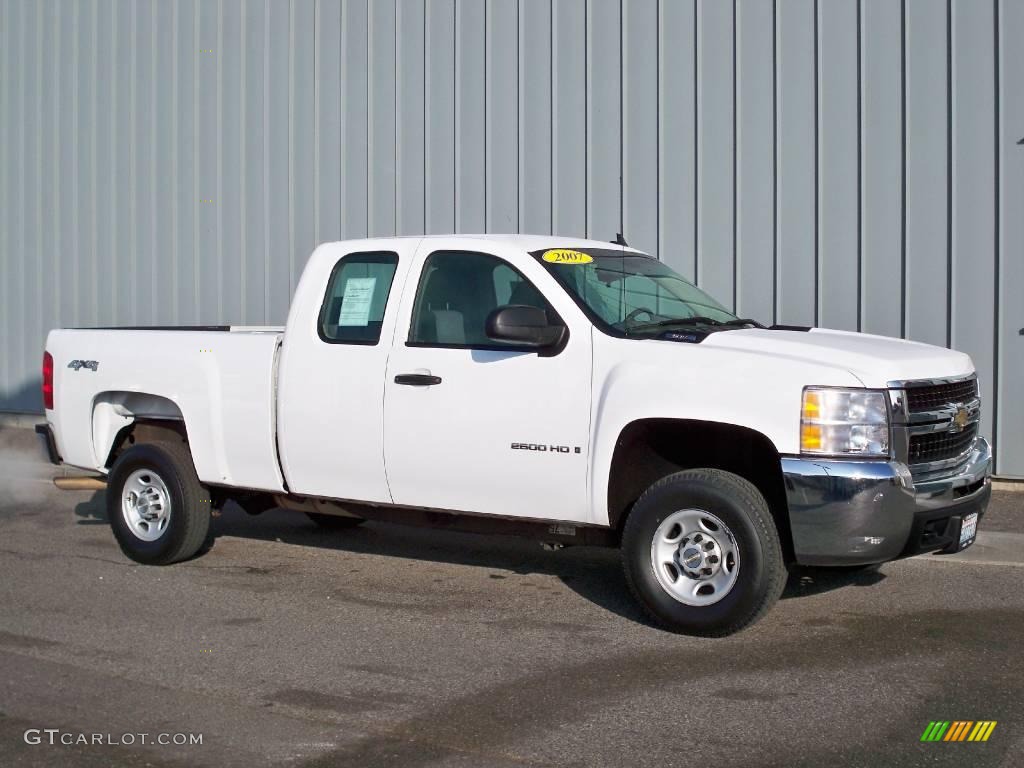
322 233 645 254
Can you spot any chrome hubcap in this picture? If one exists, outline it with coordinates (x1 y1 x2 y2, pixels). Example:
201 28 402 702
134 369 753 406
121 469 171 542
651 509 740 606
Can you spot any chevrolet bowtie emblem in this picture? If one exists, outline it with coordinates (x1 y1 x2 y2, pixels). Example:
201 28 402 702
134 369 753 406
951 406 970 432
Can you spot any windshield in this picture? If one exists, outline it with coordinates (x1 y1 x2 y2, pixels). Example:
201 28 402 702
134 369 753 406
533 247 746 337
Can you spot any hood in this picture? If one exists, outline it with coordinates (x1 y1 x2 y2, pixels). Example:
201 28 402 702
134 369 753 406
701 327 974 387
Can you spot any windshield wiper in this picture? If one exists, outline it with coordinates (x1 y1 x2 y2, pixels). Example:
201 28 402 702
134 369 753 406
625 316 764 334
625 316 724 333
719 318 764 328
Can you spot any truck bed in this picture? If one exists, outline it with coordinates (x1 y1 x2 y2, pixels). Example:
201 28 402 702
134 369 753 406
45 327 286 493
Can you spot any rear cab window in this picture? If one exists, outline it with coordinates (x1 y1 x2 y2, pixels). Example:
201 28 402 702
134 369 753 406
318 251 399 345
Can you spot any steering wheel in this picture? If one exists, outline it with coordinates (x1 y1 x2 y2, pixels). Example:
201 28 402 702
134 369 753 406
623 307 657 328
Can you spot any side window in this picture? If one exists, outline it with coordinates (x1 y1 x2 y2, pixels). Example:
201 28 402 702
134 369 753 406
409 250 552 347
318 251 399 345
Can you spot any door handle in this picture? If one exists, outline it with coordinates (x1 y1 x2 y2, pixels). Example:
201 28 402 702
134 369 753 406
394 373 442 386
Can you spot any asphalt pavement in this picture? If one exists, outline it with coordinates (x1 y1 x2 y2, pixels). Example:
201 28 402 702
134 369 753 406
1 423 1022 768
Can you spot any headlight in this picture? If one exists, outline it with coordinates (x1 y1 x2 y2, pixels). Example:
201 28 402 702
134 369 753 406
801 387 889 457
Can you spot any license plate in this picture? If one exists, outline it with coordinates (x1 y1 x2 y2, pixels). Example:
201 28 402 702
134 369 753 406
959 512 979 548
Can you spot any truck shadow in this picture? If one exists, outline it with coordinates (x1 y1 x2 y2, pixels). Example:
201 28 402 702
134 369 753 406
73 493 887 629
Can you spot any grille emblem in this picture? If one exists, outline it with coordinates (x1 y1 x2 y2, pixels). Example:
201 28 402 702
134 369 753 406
950 406 970 433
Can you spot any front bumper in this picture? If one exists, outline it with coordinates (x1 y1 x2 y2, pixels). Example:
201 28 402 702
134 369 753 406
782 437 992 566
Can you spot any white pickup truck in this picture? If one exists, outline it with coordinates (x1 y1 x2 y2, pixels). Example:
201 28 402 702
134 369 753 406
38 235 991 635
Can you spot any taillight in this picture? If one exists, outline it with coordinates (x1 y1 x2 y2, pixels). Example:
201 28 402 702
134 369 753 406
42 351 54 410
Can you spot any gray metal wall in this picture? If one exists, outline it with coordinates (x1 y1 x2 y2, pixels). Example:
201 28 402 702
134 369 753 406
1 0 1021 476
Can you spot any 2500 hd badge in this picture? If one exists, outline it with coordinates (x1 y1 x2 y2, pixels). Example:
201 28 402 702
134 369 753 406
511 442 581 454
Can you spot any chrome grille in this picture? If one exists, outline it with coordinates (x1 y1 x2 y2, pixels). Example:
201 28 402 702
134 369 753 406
904 379 978 412
889 375 981 479
908 423 979 464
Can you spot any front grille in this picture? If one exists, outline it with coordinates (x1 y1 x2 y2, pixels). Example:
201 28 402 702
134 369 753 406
908 424 978 464
905 379 977 412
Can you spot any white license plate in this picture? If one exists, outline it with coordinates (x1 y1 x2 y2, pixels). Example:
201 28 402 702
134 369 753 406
959 512 979 548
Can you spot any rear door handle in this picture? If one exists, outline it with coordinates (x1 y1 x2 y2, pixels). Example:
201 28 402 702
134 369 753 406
394 373 442 386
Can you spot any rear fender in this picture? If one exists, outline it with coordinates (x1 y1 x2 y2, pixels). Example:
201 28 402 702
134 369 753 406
92 392 186 468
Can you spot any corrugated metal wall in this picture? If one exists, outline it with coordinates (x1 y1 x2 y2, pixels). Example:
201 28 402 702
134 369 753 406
1 0 1021 476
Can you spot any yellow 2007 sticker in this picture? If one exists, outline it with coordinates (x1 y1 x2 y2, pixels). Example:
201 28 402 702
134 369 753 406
542 249 593 265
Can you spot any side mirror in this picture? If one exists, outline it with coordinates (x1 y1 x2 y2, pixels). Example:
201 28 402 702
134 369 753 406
485 305 566 349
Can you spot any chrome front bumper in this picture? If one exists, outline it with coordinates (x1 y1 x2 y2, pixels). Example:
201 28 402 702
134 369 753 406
782 437 992 566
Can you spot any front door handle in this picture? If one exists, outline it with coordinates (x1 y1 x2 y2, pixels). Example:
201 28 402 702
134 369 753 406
394 373 442 386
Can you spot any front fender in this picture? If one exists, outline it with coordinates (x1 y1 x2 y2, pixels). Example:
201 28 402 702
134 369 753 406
587 334 863 525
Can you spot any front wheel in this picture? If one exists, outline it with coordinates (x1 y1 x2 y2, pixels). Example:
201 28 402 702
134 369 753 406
622 469 786 636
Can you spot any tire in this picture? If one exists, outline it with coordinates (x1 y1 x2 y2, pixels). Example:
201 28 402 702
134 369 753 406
621 468 786 637
305 512 366 530
107 441 212 565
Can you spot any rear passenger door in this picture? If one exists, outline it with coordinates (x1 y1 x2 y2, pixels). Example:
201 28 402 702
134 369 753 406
277 245 407 504
383 245 593 522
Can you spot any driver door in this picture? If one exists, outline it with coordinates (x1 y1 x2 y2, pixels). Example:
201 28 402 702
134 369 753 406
383 245 593 522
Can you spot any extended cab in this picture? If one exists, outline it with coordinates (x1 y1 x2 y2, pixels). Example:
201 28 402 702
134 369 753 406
38 235 992 635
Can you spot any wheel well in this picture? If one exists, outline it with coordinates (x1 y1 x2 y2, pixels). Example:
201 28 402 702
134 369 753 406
93 392 190 469
105 420 190 468
607 419 793 562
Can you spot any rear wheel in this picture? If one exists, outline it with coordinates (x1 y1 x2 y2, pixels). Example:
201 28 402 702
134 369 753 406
622 468 786 636
107 441 212 565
